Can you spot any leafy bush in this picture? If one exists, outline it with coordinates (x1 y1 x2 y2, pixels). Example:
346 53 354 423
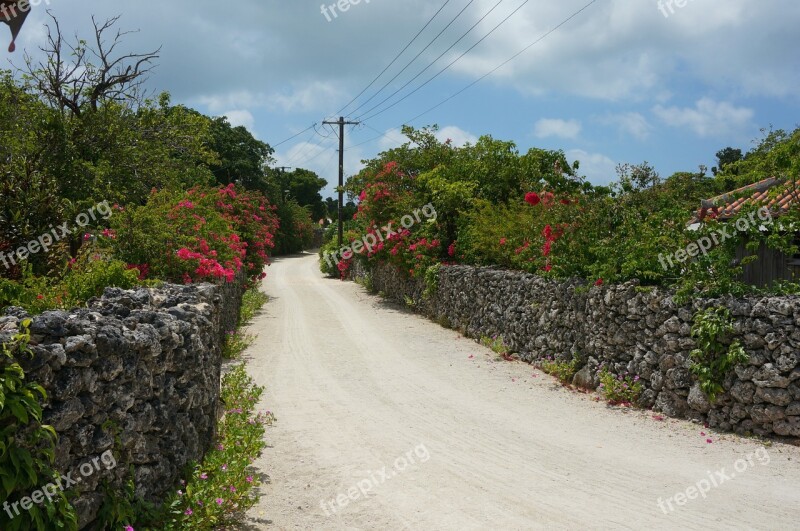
597 368 643 405
222 331 255 360
154 365 274 530
0 321 77 530
108 185 278 286
540 354 581 385
480 335 513 361
0 249 140 315
689 307 748 401
239 285 268 326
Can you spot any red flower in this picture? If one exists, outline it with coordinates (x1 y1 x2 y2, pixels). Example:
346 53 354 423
524 192 541 206
543 264 552 272
542 192 555 206
594 278 604 286
447 242 456 257
499 238 507 246
560 199 570 205
36 294 44 300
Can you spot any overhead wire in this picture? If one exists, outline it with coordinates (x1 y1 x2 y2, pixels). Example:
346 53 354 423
343 0 479 118
358 0 531 122
354 0 600 151
333 0 454 117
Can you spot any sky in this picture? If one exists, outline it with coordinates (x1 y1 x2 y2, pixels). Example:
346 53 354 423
7 0 800 198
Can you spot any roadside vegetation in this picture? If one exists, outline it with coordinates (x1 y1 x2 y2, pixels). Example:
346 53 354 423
323 125 800 301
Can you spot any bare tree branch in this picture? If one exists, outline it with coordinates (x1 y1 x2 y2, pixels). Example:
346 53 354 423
23 12 160 115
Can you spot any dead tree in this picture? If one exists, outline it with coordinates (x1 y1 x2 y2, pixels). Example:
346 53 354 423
24 13 161 116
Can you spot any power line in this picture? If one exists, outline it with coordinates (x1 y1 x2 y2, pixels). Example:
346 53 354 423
271 124 316 148
351 0 600 151
343 0 478 119
359 0 531 122
286 124 336 166
354 0 512 122
333 0 454 117
402 0 600 126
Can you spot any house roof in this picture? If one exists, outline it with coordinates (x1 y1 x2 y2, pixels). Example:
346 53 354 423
692 178 800 223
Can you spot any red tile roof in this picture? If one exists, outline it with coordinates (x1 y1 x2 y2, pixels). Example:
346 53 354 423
693 178 800 222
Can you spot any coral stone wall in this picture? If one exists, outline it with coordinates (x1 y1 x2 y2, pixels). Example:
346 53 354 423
0 279 244 528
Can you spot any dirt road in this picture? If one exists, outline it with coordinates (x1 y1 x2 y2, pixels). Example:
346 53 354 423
242 252 800 530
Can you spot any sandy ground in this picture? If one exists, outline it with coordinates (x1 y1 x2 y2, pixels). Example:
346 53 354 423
239 252 800 530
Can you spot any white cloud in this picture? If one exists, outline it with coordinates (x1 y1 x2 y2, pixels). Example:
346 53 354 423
653 98 754 137
222 110 255 131
435 126 478 147
269 82 343 113
534 118 582 140
567 149 617 186
598 112 652 140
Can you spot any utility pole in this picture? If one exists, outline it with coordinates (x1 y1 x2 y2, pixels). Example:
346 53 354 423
322 116 360 246
275 166 292 204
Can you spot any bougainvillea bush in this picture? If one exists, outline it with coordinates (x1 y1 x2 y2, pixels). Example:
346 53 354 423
108 184 278 286
338 125 800 298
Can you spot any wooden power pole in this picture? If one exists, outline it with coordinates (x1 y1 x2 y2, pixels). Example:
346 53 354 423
322 117 359 246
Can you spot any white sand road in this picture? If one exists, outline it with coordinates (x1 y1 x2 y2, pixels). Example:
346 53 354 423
239 252 800 530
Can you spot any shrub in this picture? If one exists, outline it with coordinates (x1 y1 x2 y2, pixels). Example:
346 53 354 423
155 365 274 529
108 185 278 286
597 368 643 405
0 249 140 315
0 321 77 530
689 307 748 401
239 285 268 326
480 335 513 361
540 354 581 385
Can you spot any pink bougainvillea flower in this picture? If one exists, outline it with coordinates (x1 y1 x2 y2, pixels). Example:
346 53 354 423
524 192 541 206
541 192 555 205
184 508 193 516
